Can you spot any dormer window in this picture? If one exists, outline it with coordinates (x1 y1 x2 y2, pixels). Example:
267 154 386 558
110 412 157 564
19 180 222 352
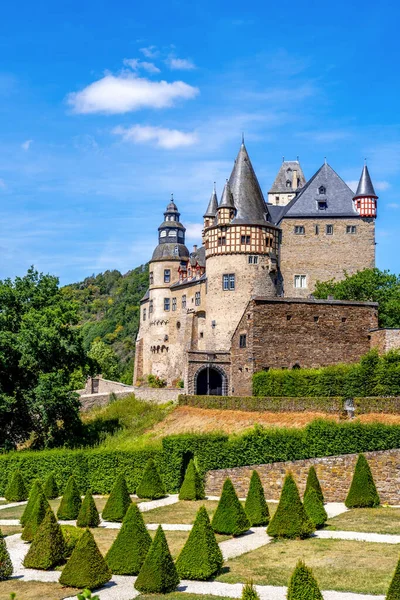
286 180 292 188
318 186 326 195
317 200 327 210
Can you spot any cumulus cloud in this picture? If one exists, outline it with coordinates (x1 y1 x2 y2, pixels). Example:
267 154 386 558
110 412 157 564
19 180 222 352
185 223 203 239
123 58 160 74
166 57 196 70
112 124 198 149
67 74 199 114
21 139 33 151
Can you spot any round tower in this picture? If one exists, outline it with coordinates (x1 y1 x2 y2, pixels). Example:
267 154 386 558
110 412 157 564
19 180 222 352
353 163 378 218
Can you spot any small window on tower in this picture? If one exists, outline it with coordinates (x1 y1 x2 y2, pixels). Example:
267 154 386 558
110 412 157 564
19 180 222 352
178 230 184 238
315 225 319 235
239 334 247 348
149 300 153 314
275 196 279 204
164 298 170 311
195 291 201 306
294 225 305 235
241 235 251 244
164 269 171 283
286 180 292 188
143 308 146 321
149 272 154 285
326 224 334 235
172 297 177 311
248 255 258 264
182 295 187 309
218 236 226 246
223 273 235 290
346 225 357 234
319 186 326 195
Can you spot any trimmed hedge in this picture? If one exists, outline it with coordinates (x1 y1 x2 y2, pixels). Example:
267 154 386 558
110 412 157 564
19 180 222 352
345 453 380 508
304 466 324 504
244 470 269 527
106 503 152 575
23 509 66 570
59 528 111 589
21 479 43 527
134 525 179 594
0 530 13 580
303 489 327 529
211 478 250 536
77 490 100 528
287 560 323 600
21 492 50 542
267 473 314 539
179 394 342 413
387 554 400 600
179 459 205 501
102 474 132 522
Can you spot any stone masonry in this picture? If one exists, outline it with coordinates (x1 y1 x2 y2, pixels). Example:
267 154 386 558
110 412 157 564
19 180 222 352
205 448 400 504
370 328 400 354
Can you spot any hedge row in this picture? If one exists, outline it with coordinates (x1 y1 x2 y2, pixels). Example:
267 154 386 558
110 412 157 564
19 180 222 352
2 420 400 495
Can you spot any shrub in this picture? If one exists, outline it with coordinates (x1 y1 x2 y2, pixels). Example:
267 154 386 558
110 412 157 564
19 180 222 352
345 453 380 508
304 466 324 504
0 529 13 580
134 525 179 593
57 476 82 520
21 479 43 527
386 554 400 600
106 503 152 575
287 560 323 600
23 509 66 570
61 525 84 558
43 473 59 499
136 459 166 500
59 528 111 589
101 474 131 522
77 490 100 528
303 489 327 529
147 374 167 388
267 473 314 539
241 581 260 600
176 505 223 580
211 478 250 536
21 491 50 542
179 459 205 501
5 470 27 502
244 470 270 527
77 591 99 600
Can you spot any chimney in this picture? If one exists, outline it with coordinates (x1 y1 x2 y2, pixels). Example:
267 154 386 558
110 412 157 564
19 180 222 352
193 244 198 252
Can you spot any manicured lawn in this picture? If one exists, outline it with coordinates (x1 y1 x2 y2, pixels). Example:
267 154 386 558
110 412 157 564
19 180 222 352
142 500 277 524
0 525 22 536
0 580 78 599
326 507 400 535
216 537 399 595
140 595 233 600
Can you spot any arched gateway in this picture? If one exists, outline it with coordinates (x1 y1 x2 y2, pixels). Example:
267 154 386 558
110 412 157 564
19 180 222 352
195 365 228 396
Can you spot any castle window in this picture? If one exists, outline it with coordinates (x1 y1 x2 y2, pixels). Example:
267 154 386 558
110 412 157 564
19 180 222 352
172 297 177 311
239 334 247 348
275 196 279 204
168 230 177 237
164 269 171 283
149 300 153 314
164 298 170 311
315 225 319 235
223 273 235 291
160 230 167 237
326 224 334 235
143 308 146 321
294 275 307 288
346 225 357 234
178 230 184 238
182 295 186 309
314 316 319 322
294 225 305 235
241 235 251 244
149 271 154 284
218 236 226 246
342 317 347 323
195 291 201 306
248 255 258 264
319 186 326 195
200 331 204 338
317 200 327 210
286 180 292 188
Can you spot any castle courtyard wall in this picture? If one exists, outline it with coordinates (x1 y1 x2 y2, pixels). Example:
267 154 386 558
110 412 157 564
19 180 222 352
370 328 400 354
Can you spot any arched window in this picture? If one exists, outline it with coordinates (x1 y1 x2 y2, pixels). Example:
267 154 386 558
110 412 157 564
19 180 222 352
286 180 292 188
319 185 326 195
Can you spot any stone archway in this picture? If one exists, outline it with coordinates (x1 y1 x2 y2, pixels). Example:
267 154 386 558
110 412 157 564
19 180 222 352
195 365 228 396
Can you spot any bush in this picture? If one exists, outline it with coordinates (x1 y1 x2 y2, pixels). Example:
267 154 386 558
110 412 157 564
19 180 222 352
241 581 260 600
101 474 131 522
287 560 323 600
43 473 59 499
244 470 269 527
0 529 13 580
134 525 179 593
147 374 167 388
179 459 205 501
57 476 82 520
21 491 50 542
304 466 324 504
267 473 314 539
59 528 111 589
61 525 84 558
176 505 223 580
5 470 27 502
303 489 327 529
77 591 100 600
21 479 43 527
345 453 380 508
23 509 66 569
386 554 400 600
211 478 250 536
106 503 152 575
77 490 100 528
136 459 166 500
179 394 342 413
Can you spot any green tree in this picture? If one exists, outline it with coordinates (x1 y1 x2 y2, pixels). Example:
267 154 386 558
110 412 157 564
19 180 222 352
21 479 43 526
106 503 152 575
303 489 328 529
211 478 250 536
59 528 111 589
241 582 260 600
23 509 66 570
136 459 166 500
4 470 27 502
304 466 324 504
77 490 100 528
57 476 82 520
134 525 179 594
345 454 380 508
267 473 314 539
102 474 132 522
43 473 59 500
0 268 90 449
0 529 13 580
87 340 120 381
287 560 323 600
244 470 270 527
386 554 400 600
21 491 50 542
179 459 205 501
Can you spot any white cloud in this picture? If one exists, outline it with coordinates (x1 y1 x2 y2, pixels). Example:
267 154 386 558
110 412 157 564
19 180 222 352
140 45 159 59
166 57 196 71
123 58 160 74
113 124 198 149
185 223 203 239
21 139 33 151
375 180 390 191
67 74 199 114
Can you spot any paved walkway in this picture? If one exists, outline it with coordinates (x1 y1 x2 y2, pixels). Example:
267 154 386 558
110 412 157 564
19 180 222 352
0 500 27 511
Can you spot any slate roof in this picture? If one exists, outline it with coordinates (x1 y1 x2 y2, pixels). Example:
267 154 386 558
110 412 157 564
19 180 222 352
279 162 358 219
141 288 150 303
170 272 207 289
355 165 377 198
269 160 306 193
204 187 218 217
151 243 189 261
218 180 235 208
189 245 206 267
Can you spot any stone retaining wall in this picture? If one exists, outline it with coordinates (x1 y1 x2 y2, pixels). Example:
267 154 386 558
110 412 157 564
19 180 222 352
79 390 134 412
205 448 400 505
133 386 182 403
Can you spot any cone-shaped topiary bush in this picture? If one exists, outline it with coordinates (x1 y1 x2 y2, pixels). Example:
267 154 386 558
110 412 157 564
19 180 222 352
211 478 250 536
287 560 323 600
386 554 400 600
21 479 43 527
77 490 100 528
136 459 166 500
244 471 270 527
57 476 82 520
304 489 328 529
345 453 380 508
21 491 51 542
134 525 179 593
176 505 223 580
179 459 205 501
59 528 111 589
106 503 152 575
23 509 66 570
267 472 314 539
5 470 27 502
43 473 59 500
241 581 260 600
304 466 324 504
0 528 13 580
101 474 132 522
61 525 84 558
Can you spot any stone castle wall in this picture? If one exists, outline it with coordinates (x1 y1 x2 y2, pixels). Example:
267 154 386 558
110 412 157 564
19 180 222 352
370 328 400 354
205 448 400 504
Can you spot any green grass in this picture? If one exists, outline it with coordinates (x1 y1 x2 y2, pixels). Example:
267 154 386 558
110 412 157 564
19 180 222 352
327 507 400 535
139 595 233 600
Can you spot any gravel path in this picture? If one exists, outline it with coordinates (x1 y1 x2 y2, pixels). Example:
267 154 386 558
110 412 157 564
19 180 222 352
0 500 27 511
325 503 348 519
219 527 270 559
137 494 179 512
316 529 400 544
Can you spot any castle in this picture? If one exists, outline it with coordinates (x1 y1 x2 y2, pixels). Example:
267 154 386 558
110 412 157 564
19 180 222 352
134 142 380 396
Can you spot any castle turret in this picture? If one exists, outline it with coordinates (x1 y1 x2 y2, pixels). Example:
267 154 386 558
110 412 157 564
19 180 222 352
268 159 306 206
203 185 218 230
353 164 378 218
217 180 235 224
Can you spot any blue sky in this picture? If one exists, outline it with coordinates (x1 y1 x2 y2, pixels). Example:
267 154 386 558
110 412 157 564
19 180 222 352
0 0 399 285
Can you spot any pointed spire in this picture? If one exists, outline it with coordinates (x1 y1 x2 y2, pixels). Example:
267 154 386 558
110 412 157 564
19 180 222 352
218 180 235 209
204 184 219 217
228 143 268 224
354 164 377 198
